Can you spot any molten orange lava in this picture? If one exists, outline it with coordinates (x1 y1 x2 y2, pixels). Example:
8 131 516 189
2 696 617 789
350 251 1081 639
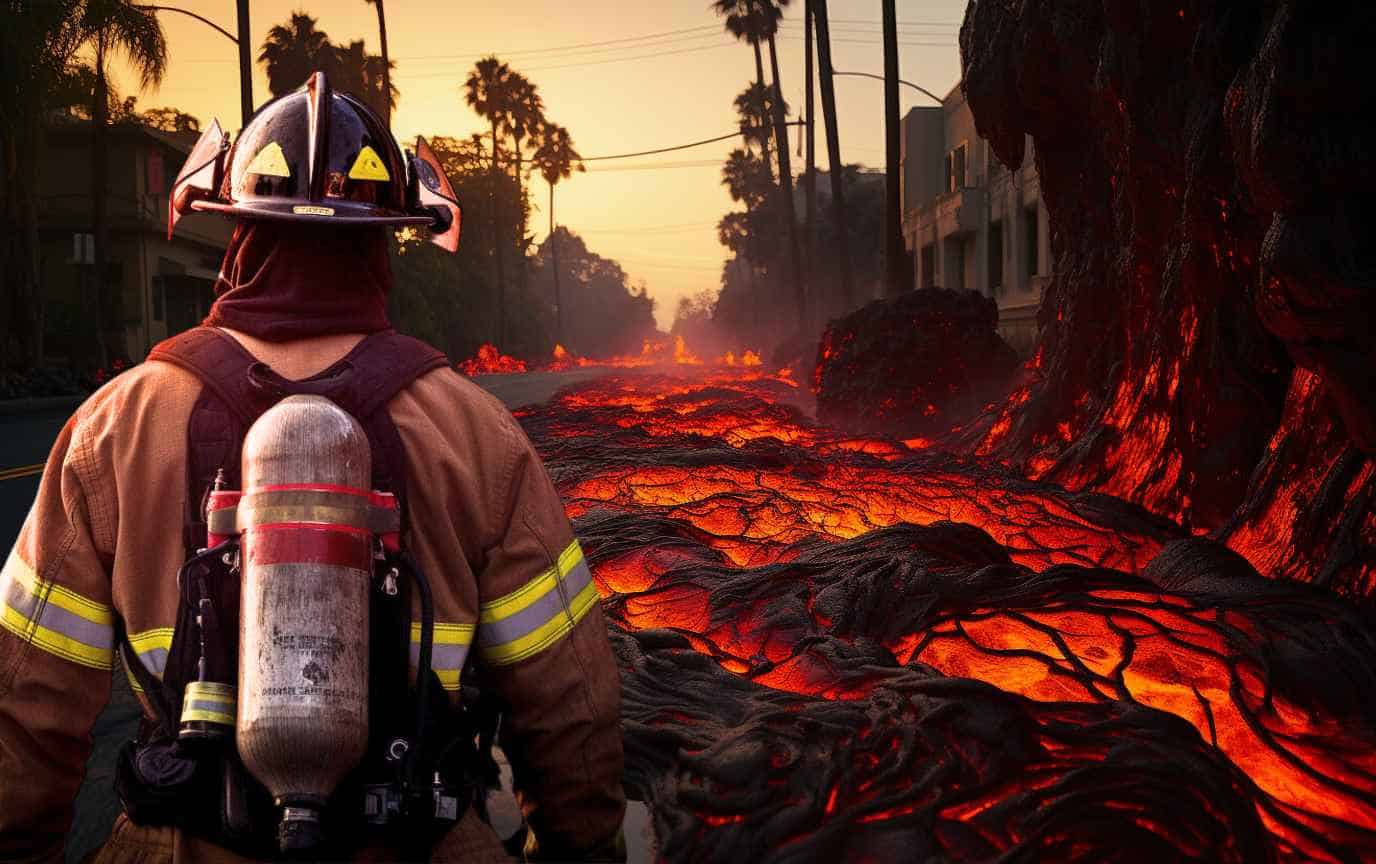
457 343 528 376
529 366 1376 861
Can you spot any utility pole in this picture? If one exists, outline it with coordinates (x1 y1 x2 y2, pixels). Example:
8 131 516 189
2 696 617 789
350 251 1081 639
882 0 905 296
236 0 253 126
812 0 853 314
804 0 818 331
372 0 392 124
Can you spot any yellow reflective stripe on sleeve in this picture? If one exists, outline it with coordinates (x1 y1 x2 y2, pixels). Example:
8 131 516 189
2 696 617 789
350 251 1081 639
480 578 600 666
4 550 111 624
128 626 173 675
480 541 584 622
0 549 113 670
409 621 475 692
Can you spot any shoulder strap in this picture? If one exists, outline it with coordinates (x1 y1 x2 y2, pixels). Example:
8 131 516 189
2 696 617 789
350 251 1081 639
325 330 450 420
152 327 449 552
315 331 449 531
148 327 280 426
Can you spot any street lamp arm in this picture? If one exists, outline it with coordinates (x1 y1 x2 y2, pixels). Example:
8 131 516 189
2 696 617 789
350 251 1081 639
136 5 238 44
832 70 943 106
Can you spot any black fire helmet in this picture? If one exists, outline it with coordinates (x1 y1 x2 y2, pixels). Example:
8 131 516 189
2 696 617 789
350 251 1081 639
169 70 462 252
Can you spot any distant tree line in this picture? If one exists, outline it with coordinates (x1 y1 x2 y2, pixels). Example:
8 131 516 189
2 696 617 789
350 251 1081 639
0 3 657 375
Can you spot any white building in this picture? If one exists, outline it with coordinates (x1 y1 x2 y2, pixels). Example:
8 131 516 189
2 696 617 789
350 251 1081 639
900 82 1051 355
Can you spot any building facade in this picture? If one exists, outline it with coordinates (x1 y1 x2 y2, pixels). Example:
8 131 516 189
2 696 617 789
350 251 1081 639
37 120 231 365
901 82 1051 356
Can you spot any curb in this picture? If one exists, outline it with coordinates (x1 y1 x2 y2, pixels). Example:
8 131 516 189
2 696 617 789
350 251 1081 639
0 394 87 417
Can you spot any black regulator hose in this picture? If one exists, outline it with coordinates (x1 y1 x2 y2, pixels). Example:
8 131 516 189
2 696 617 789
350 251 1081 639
401 550 435 791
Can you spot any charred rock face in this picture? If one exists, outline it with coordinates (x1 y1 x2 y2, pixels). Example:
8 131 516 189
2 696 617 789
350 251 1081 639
814 289 1019 439
520 372 1376 861
957 0 1375 593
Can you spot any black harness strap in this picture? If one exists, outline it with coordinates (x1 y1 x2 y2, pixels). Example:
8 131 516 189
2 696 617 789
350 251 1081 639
148 327 449 556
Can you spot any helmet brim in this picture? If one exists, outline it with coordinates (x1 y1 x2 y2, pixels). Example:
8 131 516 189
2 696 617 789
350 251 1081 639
192 198 434 227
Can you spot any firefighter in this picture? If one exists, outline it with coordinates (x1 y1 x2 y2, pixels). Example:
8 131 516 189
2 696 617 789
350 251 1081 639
0 72 625 862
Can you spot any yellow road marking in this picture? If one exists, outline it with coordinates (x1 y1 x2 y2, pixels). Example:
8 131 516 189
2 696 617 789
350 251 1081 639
0 463 43 482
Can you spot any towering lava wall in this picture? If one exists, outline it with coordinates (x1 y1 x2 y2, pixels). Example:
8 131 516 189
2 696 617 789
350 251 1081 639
958 1 1376 596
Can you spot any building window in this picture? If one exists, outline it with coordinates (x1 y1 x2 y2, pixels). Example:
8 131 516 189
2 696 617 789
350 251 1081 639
921 244 935 288
1024 206 1039 278
944 142 968 194
989 220 1004 296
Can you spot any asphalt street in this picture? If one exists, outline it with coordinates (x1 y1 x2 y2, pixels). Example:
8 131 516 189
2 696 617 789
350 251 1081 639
0 369 655 863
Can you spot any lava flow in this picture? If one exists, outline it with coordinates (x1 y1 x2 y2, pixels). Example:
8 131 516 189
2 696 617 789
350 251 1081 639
517 367 1376 863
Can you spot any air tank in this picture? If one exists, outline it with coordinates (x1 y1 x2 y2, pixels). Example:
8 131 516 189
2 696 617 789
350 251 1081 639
236 395 372 852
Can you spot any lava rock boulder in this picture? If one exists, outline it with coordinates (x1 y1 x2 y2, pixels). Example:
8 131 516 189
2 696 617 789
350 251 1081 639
814 288 1018 438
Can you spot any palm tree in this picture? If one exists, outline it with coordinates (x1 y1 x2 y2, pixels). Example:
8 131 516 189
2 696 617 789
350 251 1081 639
363 0 391 124
812 0 853 315
81 0 167 367
465 56 515 344
718 0 803 331
331 39 397 118
713 0 773 170
732 82 781 169
258 12 330 98
502 73 545 301
531 122 583 345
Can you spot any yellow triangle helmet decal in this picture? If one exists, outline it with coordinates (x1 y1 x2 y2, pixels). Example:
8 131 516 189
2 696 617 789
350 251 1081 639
244 141 291 178
348 145 390 181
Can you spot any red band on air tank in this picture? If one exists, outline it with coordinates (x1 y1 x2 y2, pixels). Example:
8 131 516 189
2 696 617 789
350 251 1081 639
245 523 373 568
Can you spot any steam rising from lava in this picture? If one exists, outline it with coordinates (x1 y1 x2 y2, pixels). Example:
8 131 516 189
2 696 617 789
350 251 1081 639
518 369 1376 862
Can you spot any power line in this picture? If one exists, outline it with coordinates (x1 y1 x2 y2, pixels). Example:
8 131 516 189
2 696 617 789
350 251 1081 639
579 122 801 162
586 160 723 173
403 30 727 67
523 41 734 72
398 25 722 60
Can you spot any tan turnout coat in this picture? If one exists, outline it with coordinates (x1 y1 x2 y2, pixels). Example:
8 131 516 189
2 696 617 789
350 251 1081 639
0 330 625 863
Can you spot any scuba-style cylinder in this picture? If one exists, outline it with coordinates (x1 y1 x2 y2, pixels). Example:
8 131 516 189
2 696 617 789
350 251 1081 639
235 395 373 853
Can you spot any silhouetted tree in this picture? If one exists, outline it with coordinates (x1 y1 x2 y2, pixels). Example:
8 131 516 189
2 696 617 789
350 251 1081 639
259 12 330 97
464 55 515 343
142 106 200 133
502 73 544 300
531 122 582 345
80 0 167 366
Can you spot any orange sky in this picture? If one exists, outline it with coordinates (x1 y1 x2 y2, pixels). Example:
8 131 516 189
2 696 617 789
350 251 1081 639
111 0 967 329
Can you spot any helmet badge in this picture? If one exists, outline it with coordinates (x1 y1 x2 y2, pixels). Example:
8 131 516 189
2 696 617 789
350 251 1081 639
245 141 292 178
348 146 391 181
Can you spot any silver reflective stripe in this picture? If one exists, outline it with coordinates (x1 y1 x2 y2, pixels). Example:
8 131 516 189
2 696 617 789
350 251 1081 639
409 640 471 671
477 557 593 649
1 556 114 670
136 646 169 677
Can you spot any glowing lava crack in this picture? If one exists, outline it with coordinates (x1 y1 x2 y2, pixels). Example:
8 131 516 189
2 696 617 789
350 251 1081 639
517 370 1376 863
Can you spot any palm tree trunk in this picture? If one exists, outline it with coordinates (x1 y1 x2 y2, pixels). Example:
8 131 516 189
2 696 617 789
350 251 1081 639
882 0 905 297
804 0 818 333
812 0 853 316
91 43 111 369
515 138 528 304
373 0 391 124
550 182 564 347
766 33 805 333
491 121 506 345
749 37 772 177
